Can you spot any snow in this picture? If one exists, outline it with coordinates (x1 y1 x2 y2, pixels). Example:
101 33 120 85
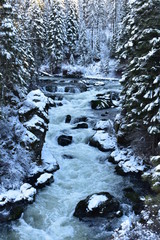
36 173 53 186
119 157 144 173
94 119 113 131
41 144 58 164
0 184 36 206
24 115 47 132
20 183 37 202
92 131 116 150
41 144 59 172
22 129 39 145
62 59 120 81
111 148 145 173
19 89 49 115
3 3 12 9
87 194 108 211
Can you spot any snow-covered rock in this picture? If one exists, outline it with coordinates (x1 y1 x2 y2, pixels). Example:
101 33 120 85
90 131 116 151
0 183 37 222
94 119 113 131
91 99 112 110
87 194 108 211
35 173 54 188
150 155 160 166
74 192 122 220
24 115 48 133
0 183 36 207
110 148 145 174
19 89 49 116
18 89 54 161
20 183 37 202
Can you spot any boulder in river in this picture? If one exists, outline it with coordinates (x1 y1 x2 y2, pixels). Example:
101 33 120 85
58 135 72 146
65 115 71 123
89 131 116 152
73 192 122 220
91 99 112 110
73 123 88 129
35 173 54 188
73 116 88 124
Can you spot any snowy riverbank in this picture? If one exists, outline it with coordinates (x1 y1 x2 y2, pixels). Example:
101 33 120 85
0 76 159 240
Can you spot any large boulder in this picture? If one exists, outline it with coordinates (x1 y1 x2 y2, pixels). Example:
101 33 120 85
19 89 55 162
89 131 116 152
74 192 122 220
0 183 36 222
58 135 72 146
110 148 145 175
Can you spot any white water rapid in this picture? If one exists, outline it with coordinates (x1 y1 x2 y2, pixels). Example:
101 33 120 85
0 79 135 240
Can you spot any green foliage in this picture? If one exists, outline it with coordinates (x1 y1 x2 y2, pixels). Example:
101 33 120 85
66 2 79 58
47 0 65 73
118 0 160 146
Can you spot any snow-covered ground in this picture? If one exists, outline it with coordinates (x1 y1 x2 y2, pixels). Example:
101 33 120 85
61 58 119 80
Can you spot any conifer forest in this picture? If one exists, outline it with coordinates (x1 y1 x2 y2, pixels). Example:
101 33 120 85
0 0 160 239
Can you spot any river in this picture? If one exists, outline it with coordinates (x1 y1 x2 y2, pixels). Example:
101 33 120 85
0 77 136 240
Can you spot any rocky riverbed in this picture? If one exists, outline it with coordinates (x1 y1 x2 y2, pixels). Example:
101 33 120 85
0 76 159 239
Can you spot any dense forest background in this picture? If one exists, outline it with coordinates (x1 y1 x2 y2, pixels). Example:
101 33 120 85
0 0 160 151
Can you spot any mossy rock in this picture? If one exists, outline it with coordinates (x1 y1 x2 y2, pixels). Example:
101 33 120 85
123 187 143 214
151 182 160 193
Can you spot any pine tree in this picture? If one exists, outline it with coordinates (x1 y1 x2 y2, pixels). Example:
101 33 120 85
116 0 131 70
0 2 23 94
0 1 35 106
77 19 88 65
119 0 160 147
27 1 46 72
66 1 79 61
47 0 65 73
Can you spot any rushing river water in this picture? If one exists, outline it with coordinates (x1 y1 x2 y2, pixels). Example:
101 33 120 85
0 78 136 240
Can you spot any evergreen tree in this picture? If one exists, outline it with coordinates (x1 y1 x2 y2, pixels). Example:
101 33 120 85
47 0 65 73
66 1 79 61
0 0 35 107
116 0 131 70
0 2 24 94
27 1 46 72
77 19 88 65
119 0 160 147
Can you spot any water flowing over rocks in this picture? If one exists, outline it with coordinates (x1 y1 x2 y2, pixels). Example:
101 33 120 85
0 76 156 239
